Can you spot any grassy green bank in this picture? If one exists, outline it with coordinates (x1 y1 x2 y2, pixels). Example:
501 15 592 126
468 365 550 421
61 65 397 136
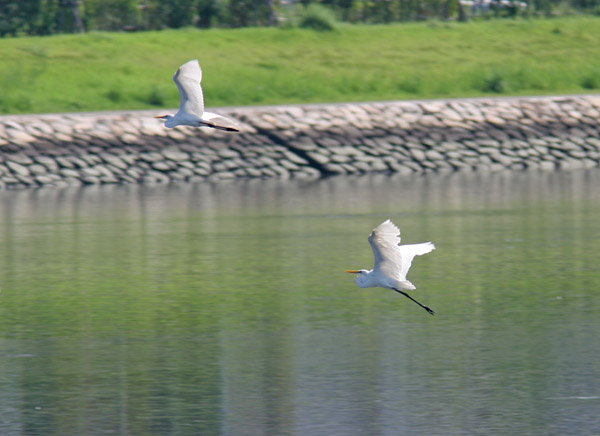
1 16 599 115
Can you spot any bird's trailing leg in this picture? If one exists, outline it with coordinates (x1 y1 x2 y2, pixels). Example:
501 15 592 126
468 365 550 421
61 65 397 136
393 288 435 315
202 121 240 132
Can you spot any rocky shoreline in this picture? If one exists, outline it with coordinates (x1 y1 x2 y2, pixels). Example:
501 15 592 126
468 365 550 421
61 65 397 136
0 95 599 189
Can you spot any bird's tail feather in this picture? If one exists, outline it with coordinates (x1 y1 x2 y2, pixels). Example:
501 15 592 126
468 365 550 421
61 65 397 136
402 242 436 256
396 280 416 290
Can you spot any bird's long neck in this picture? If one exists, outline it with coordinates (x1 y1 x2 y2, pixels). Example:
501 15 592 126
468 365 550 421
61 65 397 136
356 270 376 288
164 115 177 128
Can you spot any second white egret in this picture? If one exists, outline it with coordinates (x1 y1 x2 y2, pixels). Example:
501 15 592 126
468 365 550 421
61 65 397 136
346 219 436 315
155 59 239 132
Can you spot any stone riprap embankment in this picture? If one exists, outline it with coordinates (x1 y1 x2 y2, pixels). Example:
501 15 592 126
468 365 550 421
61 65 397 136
0 95 599 188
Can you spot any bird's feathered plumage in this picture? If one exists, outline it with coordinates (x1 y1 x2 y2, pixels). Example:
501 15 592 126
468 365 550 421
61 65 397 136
174 59 204 120
368 219 435 289
346 219 436 315
156 59 239 132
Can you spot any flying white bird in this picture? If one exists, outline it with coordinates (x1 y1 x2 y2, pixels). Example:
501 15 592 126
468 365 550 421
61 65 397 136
155 59 239 132
345 219 436 315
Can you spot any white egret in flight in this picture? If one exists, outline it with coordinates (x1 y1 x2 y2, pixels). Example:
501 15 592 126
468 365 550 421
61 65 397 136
155 59 240 132
346 219 436 315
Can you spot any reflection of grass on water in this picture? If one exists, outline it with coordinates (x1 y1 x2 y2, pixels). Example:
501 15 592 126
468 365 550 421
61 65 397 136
0 16 599 114
1 173 600 434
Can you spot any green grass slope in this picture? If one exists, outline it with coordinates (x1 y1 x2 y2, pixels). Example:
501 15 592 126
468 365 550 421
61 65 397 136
1 17 599 115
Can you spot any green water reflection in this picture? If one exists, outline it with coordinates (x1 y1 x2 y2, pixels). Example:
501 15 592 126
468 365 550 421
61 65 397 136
1 170 599 435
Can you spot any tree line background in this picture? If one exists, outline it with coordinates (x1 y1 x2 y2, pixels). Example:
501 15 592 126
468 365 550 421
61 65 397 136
1 0 599 37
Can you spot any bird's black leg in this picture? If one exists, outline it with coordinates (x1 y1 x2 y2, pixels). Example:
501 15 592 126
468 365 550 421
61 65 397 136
202 121 240 132
393 288 435 315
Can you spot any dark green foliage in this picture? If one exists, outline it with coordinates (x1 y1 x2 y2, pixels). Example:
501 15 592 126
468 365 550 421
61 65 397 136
581 73 599 89
155 0 197 28
84 0 138 31
482 71 508 93
224 0 276 27
196 0 219 28
2 0 600 36
299 4 338 31
0 0 40 36
106 87 122 103
146 86 165 106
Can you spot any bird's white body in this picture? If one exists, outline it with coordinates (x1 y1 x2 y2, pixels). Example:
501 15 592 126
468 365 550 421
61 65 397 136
156 60 239 132
346 219 436 314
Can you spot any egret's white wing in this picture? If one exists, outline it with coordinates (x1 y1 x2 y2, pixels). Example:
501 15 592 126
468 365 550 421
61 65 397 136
368 219 435 282
201 111 240 132
397 242 435 281
368 219 403 277
173 59 204 117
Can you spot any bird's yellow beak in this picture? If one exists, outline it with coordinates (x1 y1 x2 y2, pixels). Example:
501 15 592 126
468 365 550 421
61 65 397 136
345 270 361 274
154 115 168 119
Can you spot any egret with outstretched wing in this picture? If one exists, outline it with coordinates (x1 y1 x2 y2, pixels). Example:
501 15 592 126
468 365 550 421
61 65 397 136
155 59 239 132
346 219 436 315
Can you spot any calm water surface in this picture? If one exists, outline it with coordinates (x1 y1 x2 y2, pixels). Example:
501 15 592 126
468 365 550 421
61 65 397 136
1 170 599 436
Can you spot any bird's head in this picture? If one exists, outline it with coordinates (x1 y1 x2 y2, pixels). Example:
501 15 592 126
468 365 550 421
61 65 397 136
154 114 176 128
345 269 371 286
